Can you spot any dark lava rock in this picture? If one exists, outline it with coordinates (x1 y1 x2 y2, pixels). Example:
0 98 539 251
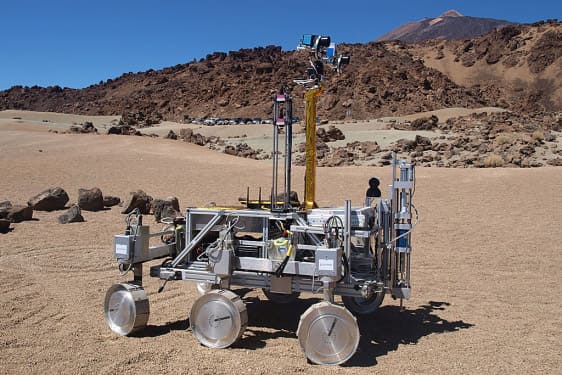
28 187 69 211
6 205 33 223
0 219 10 233
78 187 104 211
410 115 439 130
121 190 153 214
69 121 97 134
152 196 181 222
58 205 85 224
165 130 178 140
0 201 12 219
103 195 121 207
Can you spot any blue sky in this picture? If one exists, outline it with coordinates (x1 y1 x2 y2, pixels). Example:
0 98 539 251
1 0 560 90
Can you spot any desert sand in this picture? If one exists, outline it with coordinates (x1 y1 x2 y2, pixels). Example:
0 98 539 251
1 113 561 374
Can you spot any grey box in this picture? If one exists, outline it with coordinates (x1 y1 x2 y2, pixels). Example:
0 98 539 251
315 247 342 278
114 235 135 260
270 276 293 294
213 249 233 276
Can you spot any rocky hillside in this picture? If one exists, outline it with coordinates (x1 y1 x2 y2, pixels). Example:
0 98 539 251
0 21 560 122
405 20 562 114
375 10 513 42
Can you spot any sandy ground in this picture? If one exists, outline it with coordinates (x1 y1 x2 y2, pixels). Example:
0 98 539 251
1 115 561 374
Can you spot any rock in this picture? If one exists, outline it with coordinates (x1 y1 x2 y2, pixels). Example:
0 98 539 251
414 135 432 151
152 197 181 223
103 195 121 207
107 125 141 136
179 128 193 140
78 187 104 211
120 111 162 127
0 218 11 233
6 205 33 223
0 201 12 219
316 126 345 142
165 130 178 140
28 187 69 211
326 125 345 141
547 158 562 166
58 205 84 224
410 115 438 130
393 138 417 152
121 190 153 214
361 141 380 155
69 121 97 134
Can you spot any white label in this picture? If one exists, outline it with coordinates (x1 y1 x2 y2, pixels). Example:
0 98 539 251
318 259 334 271
115 244 128 255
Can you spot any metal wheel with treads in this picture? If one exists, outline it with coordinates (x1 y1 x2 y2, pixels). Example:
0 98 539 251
104 283 149 336
190 289 248 348
297 301 359 365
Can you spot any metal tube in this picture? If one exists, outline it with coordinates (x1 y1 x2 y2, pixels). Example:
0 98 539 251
304 85 323 209
344 200 352 283
171 212 224 267
272 120 278 210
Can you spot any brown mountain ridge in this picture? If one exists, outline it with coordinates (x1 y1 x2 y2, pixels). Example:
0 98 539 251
0 21 560 122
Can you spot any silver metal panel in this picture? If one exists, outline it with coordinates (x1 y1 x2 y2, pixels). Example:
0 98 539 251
270 276 293 294
114 234 134 260
392 287 411 300
316 247 342 278
133 226 150 263
393 181 413 189
213 249 233 276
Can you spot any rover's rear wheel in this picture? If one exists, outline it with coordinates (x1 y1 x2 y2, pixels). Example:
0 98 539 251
341 291 385 315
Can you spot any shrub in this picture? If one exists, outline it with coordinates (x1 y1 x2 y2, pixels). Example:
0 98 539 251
484 154 505 168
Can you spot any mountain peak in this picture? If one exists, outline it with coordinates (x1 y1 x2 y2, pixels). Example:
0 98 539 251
441 10 464 18
375 10 513 42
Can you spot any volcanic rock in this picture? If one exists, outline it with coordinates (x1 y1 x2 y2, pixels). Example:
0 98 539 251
28 187 69 211
58 205 85 224
152 196 181 223
316 126 345 142
0 201 12 219
69 121 97 134
0 219 11 233
410 115 439 130
120 111 162 127
6 205 33 223
121 190 153 214
78 187 104 211
165 130 178 140
103 195 121 207
107 125 141 136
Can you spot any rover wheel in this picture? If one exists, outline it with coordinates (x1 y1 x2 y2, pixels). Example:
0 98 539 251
297 302 359 365
104 283 149 336
342 291 385 315
190 289 247 348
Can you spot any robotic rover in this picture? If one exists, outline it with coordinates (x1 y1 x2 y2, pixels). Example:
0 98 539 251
104 35 417 365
